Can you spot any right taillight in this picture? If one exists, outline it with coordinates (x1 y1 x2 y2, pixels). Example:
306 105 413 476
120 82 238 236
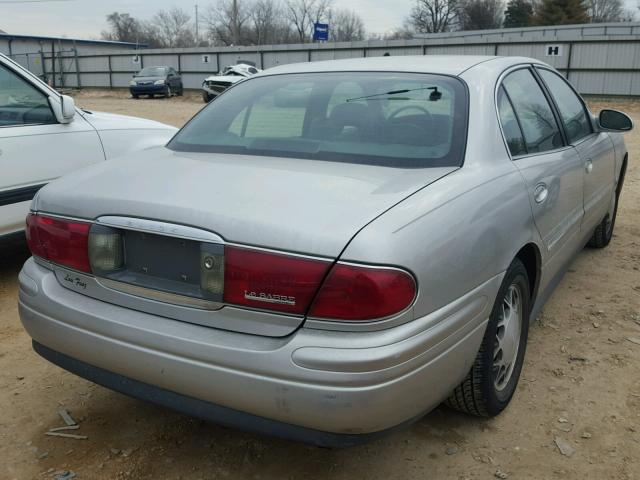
223 246 330 315
309 263 416 321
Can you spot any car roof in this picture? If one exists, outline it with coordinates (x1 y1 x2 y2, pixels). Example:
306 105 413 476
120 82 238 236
262 55 545 77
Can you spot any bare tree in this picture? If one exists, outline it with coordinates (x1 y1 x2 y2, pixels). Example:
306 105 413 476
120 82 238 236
249 0 293 44
330 9 365 41
587 0 624 22
459 0 503 30
409 0 459 33
101 12 145 44
285 0 332 42
150 8 196 47
204 0 252 45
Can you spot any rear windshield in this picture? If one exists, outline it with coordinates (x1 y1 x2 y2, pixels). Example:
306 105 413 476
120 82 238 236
168 72 468 168
137 67 166 76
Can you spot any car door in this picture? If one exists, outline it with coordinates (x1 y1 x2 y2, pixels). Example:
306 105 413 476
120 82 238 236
0 59 104 236
498 67 585 279
535 67 615 233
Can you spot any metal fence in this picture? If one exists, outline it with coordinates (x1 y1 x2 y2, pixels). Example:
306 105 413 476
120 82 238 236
9 22 640 96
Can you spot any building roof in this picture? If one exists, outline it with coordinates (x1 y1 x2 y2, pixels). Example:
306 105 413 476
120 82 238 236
0 32 144 48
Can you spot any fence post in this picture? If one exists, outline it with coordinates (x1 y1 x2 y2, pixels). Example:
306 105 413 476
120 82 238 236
74 44 81 89
566 42 573 80
51 41 56 88
39 49 46 82
58 39 65 89
107 55 113 89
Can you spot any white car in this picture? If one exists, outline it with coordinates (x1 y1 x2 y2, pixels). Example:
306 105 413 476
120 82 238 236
201 63 261 103
0 53 177 239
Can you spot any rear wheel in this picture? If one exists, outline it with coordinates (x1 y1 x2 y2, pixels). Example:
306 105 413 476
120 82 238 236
446 258 530 417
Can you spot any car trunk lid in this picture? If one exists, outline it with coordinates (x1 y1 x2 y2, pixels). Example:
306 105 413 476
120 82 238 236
33 147 457 336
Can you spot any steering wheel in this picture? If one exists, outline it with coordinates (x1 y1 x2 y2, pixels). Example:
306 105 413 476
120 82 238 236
387 105 434 144
388 105 433 121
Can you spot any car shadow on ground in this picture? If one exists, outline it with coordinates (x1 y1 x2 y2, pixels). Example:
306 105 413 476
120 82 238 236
0 233 30 277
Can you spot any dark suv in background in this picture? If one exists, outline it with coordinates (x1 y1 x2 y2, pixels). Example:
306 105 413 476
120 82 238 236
129 66 183 98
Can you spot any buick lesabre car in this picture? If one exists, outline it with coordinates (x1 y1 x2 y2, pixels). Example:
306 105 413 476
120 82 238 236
0 53 177 239
18 56 632 446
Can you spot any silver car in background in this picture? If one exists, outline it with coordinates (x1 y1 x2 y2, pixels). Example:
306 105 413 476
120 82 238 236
18 56 632 446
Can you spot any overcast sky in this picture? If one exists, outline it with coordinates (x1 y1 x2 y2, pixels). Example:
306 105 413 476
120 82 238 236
0 0 408 39
0 0 638 40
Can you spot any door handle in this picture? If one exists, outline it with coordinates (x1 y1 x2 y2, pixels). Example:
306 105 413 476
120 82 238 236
585 159 593 174
534 183 548 204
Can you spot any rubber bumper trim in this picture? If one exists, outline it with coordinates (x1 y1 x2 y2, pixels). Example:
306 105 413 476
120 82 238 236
32 341 420 447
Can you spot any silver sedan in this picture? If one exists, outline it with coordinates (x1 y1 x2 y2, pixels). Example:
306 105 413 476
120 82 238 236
18 55 632 446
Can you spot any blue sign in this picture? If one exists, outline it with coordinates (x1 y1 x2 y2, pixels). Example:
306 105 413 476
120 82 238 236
313 23 329 41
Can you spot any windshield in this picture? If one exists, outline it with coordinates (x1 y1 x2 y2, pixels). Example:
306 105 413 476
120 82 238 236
168 72 468 168
136 67 166 77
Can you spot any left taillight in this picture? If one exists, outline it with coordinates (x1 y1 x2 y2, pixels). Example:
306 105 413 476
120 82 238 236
26 213 91 273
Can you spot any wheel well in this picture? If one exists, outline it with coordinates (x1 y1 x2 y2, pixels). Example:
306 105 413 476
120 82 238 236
617 154 628 197
515 243 540 306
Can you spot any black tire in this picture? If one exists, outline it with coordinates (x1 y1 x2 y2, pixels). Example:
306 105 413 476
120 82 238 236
587 164 625 249
148 94 154 99
202 91 212 103
177 84 184 96
132 94 139 99
164 86 172 98
446 258 530 417
586 212 614 249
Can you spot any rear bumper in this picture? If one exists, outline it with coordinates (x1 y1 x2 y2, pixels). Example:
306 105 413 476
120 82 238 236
18 258 498 444
33 341 414 447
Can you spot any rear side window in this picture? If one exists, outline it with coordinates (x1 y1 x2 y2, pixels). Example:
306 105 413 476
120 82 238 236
537 68 592 144
502 69 563 154
0 63 56 127
169 72 468 168
497 86 526 156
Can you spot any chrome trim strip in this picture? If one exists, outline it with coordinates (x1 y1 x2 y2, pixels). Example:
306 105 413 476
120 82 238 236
96 216 224 244
97 277 223 311
226 242 334 262
32 211 93 223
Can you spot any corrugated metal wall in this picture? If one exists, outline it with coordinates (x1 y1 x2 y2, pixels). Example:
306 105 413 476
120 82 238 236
4 22 640 95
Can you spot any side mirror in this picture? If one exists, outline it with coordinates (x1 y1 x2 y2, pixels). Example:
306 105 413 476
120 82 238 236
598 109 633 132
50 94 76 124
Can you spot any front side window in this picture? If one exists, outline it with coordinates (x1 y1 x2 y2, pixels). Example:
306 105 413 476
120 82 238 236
169 72 468 168
537 68 592 144
502 69 563 154
497 86 526 156
0 63 56 127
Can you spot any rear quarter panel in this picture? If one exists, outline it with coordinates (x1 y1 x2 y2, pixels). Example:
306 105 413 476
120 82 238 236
341 60 544 320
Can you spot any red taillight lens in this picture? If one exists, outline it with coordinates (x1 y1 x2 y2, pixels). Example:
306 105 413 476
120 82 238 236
223 246 330 315
309 263 416 321
26 213 91 273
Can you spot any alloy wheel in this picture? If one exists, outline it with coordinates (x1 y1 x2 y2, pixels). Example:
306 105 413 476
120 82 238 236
493 283 522 391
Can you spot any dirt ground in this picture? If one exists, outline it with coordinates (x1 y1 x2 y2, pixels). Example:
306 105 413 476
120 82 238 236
1 90 639 480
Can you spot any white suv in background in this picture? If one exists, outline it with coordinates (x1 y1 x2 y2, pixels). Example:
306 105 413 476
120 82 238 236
0 53 177 239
